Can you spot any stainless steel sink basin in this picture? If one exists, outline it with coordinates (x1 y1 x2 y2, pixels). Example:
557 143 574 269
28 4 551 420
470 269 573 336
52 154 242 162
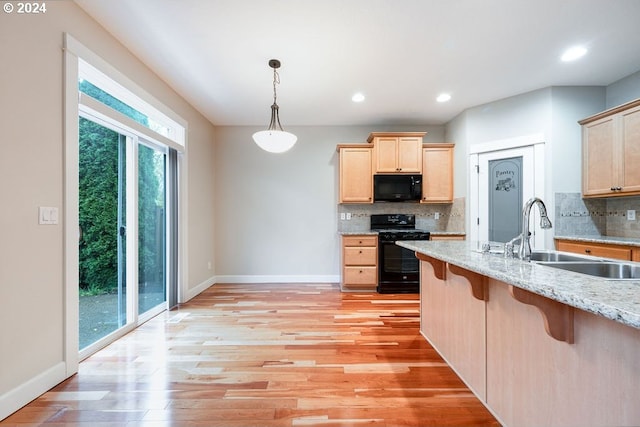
530 250 595 262
537 261 640 280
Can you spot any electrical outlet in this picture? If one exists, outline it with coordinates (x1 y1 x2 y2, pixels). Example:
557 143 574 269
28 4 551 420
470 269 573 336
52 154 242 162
340 213 346 220
434 212 440 220
346 213 352 220
628 210 636 221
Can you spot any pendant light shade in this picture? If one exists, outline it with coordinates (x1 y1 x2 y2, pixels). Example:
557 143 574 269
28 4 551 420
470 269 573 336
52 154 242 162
252 59 297 153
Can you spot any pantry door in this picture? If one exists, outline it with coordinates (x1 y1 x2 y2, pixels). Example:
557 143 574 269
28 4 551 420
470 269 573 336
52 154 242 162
469 136 546 247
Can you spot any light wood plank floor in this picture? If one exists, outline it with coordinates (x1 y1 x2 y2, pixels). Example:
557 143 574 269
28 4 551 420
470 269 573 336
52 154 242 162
2 283 500 426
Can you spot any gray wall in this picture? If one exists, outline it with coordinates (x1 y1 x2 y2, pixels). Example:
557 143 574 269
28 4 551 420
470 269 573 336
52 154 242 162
445 78 640 246
606 70 640 108
213 125 445 282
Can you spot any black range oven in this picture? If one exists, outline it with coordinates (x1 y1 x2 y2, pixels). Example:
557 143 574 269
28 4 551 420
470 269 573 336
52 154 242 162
371 214 430 293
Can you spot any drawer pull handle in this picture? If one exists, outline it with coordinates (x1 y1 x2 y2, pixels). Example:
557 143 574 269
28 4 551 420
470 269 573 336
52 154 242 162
585 249 591 254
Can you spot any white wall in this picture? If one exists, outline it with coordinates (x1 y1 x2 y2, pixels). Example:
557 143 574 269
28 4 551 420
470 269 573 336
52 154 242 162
0 2 216 419
213 125 445 282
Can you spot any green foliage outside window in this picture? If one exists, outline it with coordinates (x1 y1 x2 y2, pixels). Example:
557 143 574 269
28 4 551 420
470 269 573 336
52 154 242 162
79 81 164 295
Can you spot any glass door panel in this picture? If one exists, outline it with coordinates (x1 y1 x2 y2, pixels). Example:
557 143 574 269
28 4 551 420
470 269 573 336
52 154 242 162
78 117 127 350
488 156 523 242
138 143 167 315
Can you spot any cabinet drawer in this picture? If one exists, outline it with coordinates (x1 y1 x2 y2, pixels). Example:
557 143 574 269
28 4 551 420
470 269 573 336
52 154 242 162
556 241 632 261
342 235 377 247
344 266 377 285
344 247 377 265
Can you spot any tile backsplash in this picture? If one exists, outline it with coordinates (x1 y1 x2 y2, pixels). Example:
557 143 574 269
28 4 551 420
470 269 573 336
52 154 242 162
555 193 640 239
339 194 640 238
337 198 465 233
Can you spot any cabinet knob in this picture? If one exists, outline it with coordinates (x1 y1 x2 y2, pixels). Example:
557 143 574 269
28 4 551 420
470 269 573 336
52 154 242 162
359 250 363 254
585 249 591 254
617 186 623 191
611 187 616 191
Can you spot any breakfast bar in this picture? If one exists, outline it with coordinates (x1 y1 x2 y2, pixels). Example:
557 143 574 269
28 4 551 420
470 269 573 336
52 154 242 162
398 240 640 427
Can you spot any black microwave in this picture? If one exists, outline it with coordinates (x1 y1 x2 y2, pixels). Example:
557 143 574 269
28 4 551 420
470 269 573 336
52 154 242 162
373 174 422 202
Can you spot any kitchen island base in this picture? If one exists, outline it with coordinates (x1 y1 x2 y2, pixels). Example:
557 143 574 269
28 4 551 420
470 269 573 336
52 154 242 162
420 258 640 427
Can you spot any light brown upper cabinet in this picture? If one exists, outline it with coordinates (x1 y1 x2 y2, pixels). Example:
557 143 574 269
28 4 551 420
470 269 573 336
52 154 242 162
421 143 454 203
337 144 373 203
367 132 425 174
580 99 640 197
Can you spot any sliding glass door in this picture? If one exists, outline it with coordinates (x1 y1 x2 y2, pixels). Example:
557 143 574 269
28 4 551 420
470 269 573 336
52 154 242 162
78 118 128 350
78 117 169 354
137 143 167 316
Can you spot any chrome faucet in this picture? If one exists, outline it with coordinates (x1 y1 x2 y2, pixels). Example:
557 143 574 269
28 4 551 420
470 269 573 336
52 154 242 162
506 197 552 260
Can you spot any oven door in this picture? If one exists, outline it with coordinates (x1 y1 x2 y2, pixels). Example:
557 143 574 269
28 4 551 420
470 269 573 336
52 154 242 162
378 239 420 293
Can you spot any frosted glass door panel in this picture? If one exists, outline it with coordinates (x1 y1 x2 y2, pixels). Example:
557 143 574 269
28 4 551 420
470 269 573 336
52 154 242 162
488 157 523 242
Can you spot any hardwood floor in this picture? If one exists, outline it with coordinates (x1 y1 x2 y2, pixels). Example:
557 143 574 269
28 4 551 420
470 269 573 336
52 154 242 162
2 283 500 426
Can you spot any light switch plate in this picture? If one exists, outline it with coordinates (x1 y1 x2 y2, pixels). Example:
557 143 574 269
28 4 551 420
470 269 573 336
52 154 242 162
628 210 636 221
39 207 59 225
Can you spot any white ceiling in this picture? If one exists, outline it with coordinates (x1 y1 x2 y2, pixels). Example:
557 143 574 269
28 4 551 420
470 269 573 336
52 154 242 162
75 0 640 127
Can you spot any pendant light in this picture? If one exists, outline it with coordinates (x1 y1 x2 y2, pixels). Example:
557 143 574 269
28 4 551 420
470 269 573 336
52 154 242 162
252 59 297 153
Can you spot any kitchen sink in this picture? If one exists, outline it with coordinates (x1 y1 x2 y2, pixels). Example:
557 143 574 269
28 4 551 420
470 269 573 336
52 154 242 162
537 261 640 280
529 250 597 262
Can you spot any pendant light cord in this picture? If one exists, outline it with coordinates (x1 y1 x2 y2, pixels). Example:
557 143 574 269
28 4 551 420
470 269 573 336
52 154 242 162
272 67 280 106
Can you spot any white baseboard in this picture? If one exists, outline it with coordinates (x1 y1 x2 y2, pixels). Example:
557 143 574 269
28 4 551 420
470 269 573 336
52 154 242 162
182 274 216 302
0 362 67 421
213 275 340 284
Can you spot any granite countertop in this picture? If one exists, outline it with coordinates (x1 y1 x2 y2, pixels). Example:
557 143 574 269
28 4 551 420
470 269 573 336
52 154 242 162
339 231 378 236
396 240 640 330
555 235 640 248
339 230 465 236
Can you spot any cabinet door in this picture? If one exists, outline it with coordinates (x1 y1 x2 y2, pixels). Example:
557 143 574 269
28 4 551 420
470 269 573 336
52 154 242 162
582 116 617 196
620 106 640 194
339 147 373 203
374 137 400 173
422 145 453 203
397 137 423 173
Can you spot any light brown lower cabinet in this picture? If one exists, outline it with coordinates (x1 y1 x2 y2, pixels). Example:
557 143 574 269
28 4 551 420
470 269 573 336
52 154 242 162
419 258 640 427
341 235 377 291
555 238 639 261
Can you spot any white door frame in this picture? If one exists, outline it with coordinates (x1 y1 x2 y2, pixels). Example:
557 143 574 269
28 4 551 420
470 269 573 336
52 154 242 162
468 134 547 245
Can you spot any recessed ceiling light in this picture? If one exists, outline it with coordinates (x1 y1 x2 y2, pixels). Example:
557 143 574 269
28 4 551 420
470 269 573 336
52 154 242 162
561 45 588 62
436 93 451 103
352 92 365 103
